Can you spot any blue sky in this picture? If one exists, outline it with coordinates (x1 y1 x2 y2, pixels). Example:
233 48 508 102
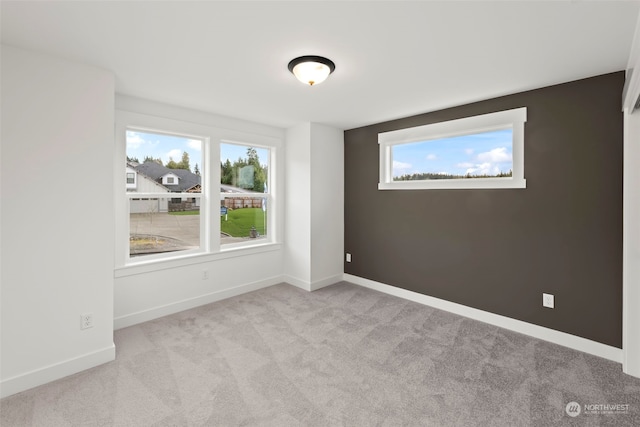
392 128 513 178
126 131 268 171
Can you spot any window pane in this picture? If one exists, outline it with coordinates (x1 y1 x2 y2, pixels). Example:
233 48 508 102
125 130 202 192
220 143 269 246
220 196 268 245
129 197 200 257
220 143 269 192
392 128 513 181
126 130 203 258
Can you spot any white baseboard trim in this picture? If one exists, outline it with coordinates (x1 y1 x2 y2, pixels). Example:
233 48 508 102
0 344 116 399
344 274 623 364
283 274 343 292
310 274 344 291
114 275 285 330
284 275 311 291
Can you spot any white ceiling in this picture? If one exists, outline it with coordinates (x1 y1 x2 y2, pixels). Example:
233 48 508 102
2 1 639 130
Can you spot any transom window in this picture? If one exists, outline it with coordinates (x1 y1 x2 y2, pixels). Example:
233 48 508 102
379 107 527 190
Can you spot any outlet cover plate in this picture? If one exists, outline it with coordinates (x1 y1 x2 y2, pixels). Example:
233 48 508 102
543 293 554 309
81 313 94 329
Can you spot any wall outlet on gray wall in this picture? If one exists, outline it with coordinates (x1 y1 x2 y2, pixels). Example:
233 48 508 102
543 293 554 309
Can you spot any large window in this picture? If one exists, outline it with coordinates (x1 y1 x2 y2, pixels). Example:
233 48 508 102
116 111 279 268
379 107 527 189
125 130 203 260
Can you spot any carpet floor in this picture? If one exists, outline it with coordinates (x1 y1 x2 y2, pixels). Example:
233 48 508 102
2 281 639 426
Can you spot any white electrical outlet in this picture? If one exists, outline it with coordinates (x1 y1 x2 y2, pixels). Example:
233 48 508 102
346 253 352 263
81 313 94 329
543 293 554 309
202 270 209 280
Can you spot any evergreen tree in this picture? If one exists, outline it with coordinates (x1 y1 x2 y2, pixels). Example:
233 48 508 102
221 159 233 184
166 157 179 169
246 147 266 192
220 147 267 191
178 151 191 171
143 156 163 166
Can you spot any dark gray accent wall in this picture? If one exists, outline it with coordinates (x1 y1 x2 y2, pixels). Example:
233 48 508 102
344 72 624 348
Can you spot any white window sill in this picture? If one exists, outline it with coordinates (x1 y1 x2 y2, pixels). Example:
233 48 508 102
378 177 526 190
114 242 282 278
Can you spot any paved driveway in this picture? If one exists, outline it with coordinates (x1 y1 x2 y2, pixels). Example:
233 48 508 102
130 212 258 255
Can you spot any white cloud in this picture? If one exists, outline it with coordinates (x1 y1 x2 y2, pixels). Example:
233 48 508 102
477 147 511 163
426 154 437 160
456 162 475 168
166 149 182 161
459 147 512 176
465 148 474 155
126 131 146 149
465 162 500 176
187 139 201 151
393 160 412 170
393 160 412 176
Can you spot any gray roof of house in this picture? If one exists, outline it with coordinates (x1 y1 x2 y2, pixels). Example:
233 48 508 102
133 161 201 192
132 162 260 194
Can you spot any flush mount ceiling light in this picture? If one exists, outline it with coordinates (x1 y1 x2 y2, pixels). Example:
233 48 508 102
288 55 336 86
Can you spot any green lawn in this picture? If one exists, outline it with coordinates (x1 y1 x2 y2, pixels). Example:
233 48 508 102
168 210 200 216
221 208 267 237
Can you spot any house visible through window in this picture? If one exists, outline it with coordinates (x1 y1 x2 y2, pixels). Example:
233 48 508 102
118 111 279 268
125 130 203 259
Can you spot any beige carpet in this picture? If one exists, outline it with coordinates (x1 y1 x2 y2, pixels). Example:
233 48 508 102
2 282 639 426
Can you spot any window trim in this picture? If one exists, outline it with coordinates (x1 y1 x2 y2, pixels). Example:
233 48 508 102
378 107 527 190
219 140 274 251
123 127 208 264
115 110 281 270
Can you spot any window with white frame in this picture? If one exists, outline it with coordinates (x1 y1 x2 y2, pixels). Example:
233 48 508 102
220 142 270 248
125 130 204 259
116 111 279 268
379 107 527 190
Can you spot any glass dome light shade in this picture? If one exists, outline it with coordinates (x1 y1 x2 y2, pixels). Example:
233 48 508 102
288 56 336 86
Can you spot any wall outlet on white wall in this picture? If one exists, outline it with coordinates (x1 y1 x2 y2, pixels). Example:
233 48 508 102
202 270 209 280
80 313 94 329
543 293 554 309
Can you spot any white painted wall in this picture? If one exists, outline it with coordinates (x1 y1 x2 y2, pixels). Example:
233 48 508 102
1 45 115 397
114 250 285 328
284 123 344 290
113 96 286 329
310 124 344 287
284 123 312 286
